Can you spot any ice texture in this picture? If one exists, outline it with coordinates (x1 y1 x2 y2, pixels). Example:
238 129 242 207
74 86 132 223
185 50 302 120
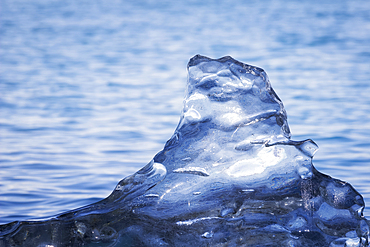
0 55 369 247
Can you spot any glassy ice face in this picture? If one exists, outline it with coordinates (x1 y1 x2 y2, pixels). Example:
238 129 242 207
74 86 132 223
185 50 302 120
0 55 369 247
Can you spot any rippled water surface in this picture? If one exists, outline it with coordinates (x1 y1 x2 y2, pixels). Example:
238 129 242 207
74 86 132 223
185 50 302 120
1 0 370 223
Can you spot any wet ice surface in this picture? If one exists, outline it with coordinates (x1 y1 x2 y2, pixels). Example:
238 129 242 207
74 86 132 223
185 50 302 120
1 56 369 246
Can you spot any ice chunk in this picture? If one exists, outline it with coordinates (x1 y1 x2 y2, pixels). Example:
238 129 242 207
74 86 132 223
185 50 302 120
0 55 369 247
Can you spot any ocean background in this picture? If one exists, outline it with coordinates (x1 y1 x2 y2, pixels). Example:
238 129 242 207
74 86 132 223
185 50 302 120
1 0 369 224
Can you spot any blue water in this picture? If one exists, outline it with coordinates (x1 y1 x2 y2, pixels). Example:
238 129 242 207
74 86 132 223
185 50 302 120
0 0 369 224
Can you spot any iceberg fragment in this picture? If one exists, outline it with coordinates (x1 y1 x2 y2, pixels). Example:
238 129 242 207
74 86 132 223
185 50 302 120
0 55 369 247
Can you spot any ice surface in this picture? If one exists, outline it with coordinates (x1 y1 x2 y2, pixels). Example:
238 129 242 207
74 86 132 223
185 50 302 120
0 55 369 247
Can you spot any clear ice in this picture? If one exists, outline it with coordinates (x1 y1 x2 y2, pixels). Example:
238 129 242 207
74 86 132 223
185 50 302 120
0 55 369 247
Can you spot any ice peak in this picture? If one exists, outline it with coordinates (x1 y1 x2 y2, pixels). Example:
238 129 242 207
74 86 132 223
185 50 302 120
178 55 290 139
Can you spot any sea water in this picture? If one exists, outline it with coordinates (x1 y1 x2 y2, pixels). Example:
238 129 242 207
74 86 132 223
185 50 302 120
1 0 370 225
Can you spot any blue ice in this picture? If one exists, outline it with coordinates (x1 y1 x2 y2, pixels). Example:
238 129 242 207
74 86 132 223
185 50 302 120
0 55 369 247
